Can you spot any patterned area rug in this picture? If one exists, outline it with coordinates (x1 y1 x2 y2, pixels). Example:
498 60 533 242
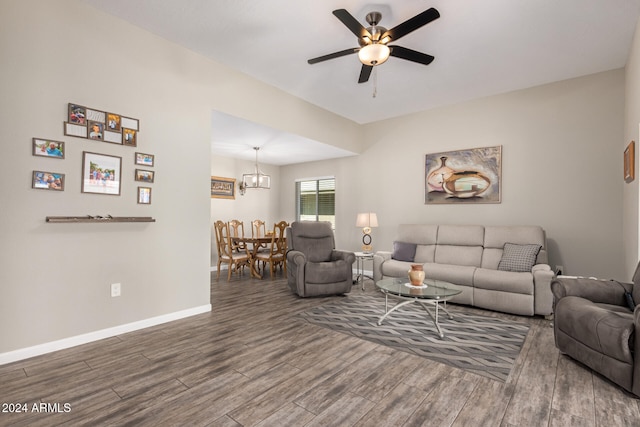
298 294 530 382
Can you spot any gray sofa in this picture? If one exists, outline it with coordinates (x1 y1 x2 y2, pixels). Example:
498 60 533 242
551 263 640 397
373 224 554 316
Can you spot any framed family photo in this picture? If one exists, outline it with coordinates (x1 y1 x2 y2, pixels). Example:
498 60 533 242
106 112 121 132
88 121 104 141
68 103 86 125
137 187 152 204
122 128 137 146
135 152 154 167
33 138 64 159
32 170 65 191
135 169 154 183
81 151 122 196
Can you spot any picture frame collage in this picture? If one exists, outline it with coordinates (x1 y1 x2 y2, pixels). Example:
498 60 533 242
31 102 155 204
65 103 139 146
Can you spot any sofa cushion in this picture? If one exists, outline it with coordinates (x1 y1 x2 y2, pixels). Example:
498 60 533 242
424 263 475 286
392 241 416 262
474 268 533 294
435 245 483 267
397 224 438 245
498 243 541 272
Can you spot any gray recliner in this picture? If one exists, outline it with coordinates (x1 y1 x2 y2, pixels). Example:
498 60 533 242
286 221 356 297
551 262 640 397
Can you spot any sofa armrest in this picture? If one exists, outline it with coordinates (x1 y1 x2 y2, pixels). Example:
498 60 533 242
551 276 631 308
373 251 392 282
532 264 554 315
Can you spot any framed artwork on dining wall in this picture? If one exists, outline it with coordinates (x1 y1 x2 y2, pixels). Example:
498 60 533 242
81 151 122 196
624 140 635 183
425 145 502 204
211 176 236 199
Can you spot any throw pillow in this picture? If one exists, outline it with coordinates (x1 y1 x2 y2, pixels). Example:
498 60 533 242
497 243 542 273
392 241 417 262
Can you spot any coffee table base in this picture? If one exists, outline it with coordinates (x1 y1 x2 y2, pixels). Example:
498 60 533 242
377 294 455 339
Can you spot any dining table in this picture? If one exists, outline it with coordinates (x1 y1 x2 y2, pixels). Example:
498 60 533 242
232 236 286 279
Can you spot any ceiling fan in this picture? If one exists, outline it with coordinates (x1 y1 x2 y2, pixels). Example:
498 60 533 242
307 7 440 84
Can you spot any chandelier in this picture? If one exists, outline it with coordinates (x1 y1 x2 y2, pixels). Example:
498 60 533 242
239 147 270 195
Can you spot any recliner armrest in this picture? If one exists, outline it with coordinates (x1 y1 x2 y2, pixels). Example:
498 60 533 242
551 277 632 307
331 250 355 265
287 250 307 266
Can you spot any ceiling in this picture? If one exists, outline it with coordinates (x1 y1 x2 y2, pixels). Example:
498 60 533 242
83 0 640 165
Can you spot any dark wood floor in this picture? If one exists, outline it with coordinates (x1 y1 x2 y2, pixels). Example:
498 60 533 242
1 270 639 426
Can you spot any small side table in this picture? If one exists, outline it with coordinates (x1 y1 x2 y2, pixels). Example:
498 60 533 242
354 251 374 290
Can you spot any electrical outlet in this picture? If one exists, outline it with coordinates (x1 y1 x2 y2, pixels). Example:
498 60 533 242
110 283 121 297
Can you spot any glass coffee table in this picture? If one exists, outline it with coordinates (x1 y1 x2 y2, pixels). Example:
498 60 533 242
375 277 462 339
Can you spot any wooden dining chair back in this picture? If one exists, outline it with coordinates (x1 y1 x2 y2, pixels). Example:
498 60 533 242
255 220 288 279
251 219 266 238
214 220 250 281
228 219 247 252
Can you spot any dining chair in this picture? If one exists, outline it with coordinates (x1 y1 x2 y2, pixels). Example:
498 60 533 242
228 219 247 252
214 220 250 280
255 220 288 279
251 219 267 238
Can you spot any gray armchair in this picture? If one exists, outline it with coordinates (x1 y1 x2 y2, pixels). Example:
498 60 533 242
551 262 640 397
286 221 356 297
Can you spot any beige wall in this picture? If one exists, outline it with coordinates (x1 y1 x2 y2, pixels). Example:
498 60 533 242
281 70 626 280
624 19 640 278
0 0 633 359
0 0 359 356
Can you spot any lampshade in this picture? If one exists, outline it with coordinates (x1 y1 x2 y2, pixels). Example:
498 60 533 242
356 212 379 228
358 44 390 66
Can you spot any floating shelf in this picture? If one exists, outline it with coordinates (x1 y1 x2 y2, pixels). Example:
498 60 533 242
46 216 156 223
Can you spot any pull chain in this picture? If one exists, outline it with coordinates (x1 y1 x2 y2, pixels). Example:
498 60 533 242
372 66 378 98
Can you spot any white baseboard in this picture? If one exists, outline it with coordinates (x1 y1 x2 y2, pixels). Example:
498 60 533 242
0 304 212 365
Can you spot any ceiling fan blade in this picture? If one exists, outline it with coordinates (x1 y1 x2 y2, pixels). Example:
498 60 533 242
382 8 440 42
389 45 434 65
308 48 359 64
358 65 373 83
333 9 370 39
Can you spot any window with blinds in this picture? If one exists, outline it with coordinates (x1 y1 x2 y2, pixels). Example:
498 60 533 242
296 178 335 229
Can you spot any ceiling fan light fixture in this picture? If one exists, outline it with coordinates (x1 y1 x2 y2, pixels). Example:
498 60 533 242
358 43 390 66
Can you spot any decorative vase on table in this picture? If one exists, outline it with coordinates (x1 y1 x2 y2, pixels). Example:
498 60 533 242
408 264 425 286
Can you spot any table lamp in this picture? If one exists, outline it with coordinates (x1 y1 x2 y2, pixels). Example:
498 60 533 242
356 212 378 253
